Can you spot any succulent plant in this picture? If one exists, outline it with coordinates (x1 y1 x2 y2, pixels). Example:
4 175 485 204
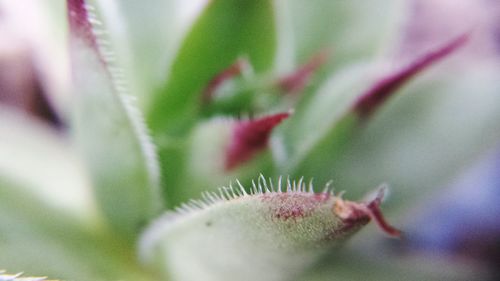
1 0 500 280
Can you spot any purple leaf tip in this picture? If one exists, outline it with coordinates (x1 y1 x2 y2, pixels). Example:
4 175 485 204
277 48 331 93
67 0 97 49
334 188 401 238
365 188 402 237
225 112 291 170
354 33 469 118
201 58 249 104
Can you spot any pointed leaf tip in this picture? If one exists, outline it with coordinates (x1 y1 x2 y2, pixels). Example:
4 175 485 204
366 188 402 237
334 187 401 238
354 33 469 118
225 112 291 170
201 58 249 104
278 48 331 93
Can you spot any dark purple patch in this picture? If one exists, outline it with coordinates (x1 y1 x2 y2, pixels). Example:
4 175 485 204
225 112 290 170
277 48 330 93
31 72 65 128
201 58 247 104
261 193 329 221
354 33 469 118
0 47 63 128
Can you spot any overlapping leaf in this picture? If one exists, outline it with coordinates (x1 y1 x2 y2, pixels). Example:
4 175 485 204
148 0 276 135
277 0 405 70
275 35 469 189
145 0 277 206
0 109 153 281
330 61 500 209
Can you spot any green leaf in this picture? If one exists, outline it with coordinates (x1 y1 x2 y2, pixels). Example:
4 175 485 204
166 116 279 205
0 178 154 281
68 0 162 238
277 0 406 70
275 34 470 188
329 62 500 209
0 109 152 280
168 117 232 204
147 0 277 136
271 0 409 174
147 0 277 206
0 107 95 222
273 62 373 176
139 177 395 281
93 0 183 107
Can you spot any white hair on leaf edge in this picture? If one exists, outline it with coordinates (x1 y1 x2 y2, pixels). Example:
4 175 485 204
81 1 162 206
138 175 341 263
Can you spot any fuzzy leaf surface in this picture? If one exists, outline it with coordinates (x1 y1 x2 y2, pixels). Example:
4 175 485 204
68 0 162 238
95 0 182 107
139 178 394 281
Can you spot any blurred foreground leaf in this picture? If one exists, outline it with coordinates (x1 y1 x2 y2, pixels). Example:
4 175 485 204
0 178 154 281
0 107 153 281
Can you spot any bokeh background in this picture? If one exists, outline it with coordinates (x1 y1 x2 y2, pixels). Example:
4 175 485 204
0 0 499 280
